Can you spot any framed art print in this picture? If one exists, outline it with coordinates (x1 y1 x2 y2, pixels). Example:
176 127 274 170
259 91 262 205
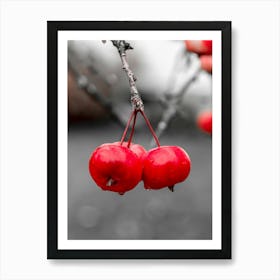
47 21 231 259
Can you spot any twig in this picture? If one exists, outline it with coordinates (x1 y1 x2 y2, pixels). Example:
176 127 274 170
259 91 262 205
150 55 201 147
111 40 144 111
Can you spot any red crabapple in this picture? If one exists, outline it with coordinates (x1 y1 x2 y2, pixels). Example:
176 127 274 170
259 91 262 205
184 40 212 55
112 141 147 161
200 55 212 73
197 111 212 134
142 146 191 190
89 143 143 194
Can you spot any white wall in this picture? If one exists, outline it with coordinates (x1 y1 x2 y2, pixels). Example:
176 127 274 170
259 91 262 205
0 0 279 279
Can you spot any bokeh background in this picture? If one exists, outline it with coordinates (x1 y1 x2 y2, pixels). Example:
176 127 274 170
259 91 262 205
68 40 212 240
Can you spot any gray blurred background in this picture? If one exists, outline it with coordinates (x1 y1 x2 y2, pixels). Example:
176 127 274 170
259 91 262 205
68 40 212 240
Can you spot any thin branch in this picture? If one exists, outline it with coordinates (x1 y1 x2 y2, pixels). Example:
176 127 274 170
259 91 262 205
150 54 201 147
111 40 144 111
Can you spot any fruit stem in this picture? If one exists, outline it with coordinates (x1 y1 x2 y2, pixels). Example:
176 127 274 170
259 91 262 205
120 110 136 145
127 110 138 148
139 110 161 147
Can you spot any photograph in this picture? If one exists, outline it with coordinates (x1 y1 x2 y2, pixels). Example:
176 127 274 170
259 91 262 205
1 0 280 278
47 21 231 259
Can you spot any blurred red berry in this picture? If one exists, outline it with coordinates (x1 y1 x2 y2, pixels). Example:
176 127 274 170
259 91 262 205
197 111 212 134
184 40 212 55
200 55 212 73
202 40 212 54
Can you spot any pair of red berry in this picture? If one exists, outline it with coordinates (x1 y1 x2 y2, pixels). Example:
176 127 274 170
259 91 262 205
89 110 191 195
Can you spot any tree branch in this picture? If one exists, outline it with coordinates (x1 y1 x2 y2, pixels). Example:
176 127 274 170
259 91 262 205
111 40 144 111
150 53 201 147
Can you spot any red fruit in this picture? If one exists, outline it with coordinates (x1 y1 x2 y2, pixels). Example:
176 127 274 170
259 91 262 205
89 143 143 194
142 146 191 190
200 55 212 73
184 40 212 55
113 141 147 161
197 111 212 134
202 40 212 54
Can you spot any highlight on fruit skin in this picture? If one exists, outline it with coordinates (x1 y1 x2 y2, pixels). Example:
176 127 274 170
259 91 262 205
142 146 191 190
88 143 143 194
197 111 212 134
112 141 147 161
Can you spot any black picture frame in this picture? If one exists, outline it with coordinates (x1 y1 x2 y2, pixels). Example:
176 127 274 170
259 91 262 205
47 21 231 259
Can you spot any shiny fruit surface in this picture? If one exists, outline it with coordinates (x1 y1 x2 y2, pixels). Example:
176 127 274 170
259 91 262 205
113 141 147 161
89 143 143 194
143 146 191 190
